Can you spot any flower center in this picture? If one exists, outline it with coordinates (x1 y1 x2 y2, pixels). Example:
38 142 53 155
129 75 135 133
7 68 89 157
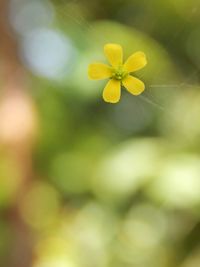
112 66 128 80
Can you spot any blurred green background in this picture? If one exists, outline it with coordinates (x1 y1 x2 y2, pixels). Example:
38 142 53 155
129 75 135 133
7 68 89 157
1 0 200 267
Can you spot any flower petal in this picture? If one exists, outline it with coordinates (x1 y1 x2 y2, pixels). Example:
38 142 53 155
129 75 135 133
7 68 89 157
124 51 147 73
122 75 145 95
103 79 121 103
88 63 112 80
104 43 123 67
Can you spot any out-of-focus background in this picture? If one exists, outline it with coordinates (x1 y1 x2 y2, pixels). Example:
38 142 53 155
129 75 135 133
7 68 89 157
1 0 200 266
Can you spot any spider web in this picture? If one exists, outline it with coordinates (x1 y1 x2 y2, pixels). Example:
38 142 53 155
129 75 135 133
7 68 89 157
56 0 200 115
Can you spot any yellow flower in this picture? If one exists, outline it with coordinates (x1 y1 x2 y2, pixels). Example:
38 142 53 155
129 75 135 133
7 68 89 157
88 43 147 103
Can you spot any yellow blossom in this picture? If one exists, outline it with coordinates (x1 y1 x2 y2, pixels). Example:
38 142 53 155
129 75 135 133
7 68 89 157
88 43 147 103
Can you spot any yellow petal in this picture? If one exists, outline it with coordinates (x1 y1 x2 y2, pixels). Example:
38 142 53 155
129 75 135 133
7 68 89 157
103 79 121 103
124 51 147 73
88 63 112 80
104 43 123 67
122 75 145 95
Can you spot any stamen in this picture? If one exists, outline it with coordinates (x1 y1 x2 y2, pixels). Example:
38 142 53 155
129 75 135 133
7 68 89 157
112 66 128 80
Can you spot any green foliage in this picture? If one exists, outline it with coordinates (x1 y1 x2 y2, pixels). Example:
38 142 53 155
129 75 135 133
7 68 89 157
1 0 200 266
